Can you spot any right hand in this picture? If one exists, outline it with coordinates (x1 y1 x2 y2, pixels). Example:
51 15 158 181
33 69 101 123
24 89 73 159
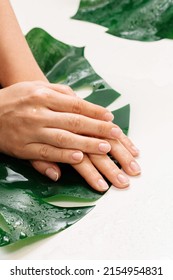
0 81 122 165
32 131 140 190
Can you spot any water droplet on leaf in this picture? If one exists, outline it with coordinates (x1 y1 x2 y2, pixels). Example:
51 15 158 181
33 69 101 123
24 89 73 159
19 232 27 239
2 236 10 244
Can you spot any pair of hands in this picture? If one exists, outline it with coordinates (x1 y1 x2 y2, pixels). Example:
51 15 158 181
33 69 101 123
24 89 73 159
0 81 140 191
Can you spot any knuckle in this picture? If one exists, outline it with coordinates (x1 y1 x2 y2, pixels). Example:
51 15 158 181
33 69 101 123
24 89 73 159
39 145 49 160
98 122 106 137
64 85 72 93
57 149 72 163
55 132 67 147
69 115 81 133
32 87 50 102
71 98 82 114
27 89 41 103
57 149 66 162
84 140 91 151
90 104 101 119
36 87 45 96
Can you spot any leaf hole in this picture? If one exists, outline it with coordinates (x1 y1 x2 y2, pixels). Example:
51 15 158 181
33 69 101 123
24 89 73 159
97 84 105 89
75 85 93 99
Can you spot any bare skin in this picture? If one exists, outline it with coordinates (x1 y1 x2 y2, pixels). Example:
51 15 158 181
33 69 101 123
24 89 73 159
0 81 123 161
0 0 140 191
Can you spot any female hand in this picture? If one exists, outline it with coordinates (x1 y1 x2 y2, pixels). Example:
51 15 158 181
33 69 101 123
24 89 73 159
72 136 140 191
0 0 140 189
32 117 141 189
0 81 123 166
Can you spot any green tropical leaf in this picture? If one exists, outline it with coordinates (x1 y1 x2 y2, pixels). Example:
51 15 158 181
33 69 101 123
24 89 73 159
0 28 130 246
112 105 130 135
0 186 93 247
73 0 173 41
26 28 120 106
0 154 103 202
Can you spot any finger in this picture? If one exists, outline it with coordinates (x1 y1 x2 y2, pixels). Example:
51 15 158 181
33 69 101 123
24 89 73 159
118 132 140 157
109 139 141 176
89 154 129 188
31 160 61 181
21 144 84 163
37 87 114 121
37 128 111 154
72 154 109 192
43 111 122 140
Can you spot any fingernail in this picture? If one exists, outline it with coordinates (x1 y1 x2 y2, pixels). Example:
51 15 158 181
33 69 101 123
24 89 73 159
72 151 83 161
99 142 111 153
104 112 114 121
117 173 129 186
97 179 109 191
45 168 59 181
111 127 122 138
130 161 141 174
131 145 140 154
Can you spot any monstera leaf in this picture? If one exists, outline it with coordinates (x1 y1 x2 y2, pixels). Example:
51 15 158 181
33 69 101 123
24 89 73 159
0 28 130 247
73 0 173 41
0 186 93 247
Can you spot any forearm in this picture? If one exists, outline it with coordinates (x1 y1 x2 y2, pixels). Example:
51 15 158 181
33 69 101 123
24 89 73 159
0 0 47 87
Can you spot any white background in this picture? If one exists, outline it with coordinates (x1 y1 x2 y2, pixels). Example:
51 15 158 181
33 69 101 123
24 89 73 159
1 0 173 260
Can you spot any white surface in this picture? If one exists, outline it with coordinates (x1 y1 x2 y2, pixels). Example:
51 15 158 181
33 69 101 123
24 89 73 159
1 0 173 260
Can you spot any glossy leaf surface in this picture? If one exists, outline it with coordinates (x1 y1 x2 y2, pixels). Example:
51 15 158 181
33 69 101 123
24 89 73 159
26 28 120 106
0 28 130 246
0 186 93 247
73 0 173 41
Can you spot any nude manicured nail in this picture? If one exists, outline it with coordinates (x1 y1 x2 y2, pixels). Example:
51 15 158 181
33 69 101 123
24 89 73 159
117 173 129 186
72 151 83 161
45 168 59 181
99 142 111 153
130 161 141 174
111 127 122 138
104 112 114 121
98 179 109 191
